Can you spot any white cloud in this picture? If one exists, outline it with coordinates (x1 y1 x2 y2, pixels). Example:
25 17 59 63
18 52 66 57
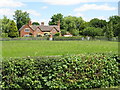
74 4 117 12
95 16 108 20
32 19 50 25
74 13 84 17
82 16 109 22
0 0 118 7
0 0 25 7
0 8 14 16
38 0 119 5
41 6 48 9
24 10 41 16
0 8 41 18
41 0 97 5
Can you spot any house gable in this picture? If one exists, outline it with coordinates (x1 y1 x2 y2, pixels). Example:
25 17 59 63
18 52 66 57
19 21 61 37
50 27 59 34
19 25 34 37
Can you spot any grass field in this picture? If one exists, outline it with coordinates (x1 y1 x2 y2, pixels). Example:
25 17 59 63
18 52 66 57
2 40 118 57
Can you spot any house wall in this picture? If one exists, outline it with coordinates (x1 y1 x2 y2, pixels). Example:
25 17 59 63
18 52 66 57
34 28 44 37
50 28 58 34
20 25 34 37
20 25 60 37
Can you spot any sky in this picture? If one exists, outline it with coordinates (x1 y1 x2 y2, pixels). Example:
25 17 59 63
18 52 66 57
0 0 119 25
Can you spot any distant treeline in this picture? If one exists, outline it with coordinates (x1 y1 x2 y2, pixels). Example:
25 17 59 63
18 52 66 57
0 10 120 40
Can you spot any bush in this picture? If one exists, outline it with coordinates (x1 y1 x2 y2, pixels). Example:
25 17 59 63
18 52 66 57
53 36 82 41
1 54 120 89
54 32 60 36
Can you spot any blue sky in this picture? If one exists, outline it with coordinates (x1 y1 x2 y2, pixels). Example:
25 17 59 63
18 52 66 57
0 0 119 25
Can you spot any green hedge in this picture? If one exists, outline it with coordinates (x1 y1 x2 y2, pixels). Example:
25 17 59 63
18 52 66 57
0 37 48 41
1 54 120 89
53 36 82 41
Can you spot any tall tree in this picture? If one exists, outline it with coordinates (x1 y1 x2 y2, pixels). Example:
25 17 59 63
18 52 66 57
49 13 64 29
108 16 120 36
89 18 107 28
8 20 19 38
82 27 103 38
63 16 85 36
13 10 30 30
1 16 11 33
105 21 114 40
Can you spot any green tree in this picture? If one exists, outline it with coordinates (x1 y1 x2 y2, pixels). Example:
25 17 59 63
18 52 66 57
105 21 114 40
89 18 107 28
13 10 30 30
63 16 85 36
108 16 120 36
83 27 103 38
49 13 65 29
32 22 40 25
1 16 11 33
8 20 19 38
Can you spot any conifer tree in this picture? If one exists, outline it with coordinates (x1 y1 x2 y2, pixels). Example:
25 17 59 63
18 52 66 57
8 20 19 38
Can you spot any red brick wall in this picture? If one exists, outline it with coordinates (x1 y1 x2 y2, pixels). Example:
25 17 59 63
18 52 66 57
34 28 44 37
50 28 58 34
20 25 34 37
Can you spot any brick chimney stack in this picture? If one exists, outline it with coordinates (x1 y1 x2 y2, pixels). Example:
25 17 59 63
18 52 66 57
57 20 60 31
28 21 32 25
57 20 60 27
41 22 44 26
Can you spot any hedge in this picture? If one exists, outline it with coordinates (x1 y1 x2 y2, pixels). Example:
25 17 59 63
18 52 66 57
1 54 120 89
53 36 82 41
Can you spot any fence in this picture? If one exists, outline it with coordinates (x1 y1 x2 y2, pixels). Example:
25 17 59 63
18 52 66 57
0 36 119 41
0 37 48 41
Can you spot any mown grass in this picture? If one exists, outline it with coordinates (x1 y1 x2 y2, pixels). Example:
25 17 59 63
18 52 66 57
2 40 118 57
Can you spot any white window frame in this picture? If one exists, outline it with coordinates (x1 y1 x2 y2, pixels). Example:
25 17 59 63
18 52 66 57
24 34 30 37
24 28 30 32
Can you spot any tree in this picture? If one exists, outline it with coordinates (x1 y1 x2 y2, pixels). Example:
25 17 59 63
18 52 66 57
105 21 114 40
13 10 30 30
89 18 107 28
32 22 40 25
1 16 11 33
49 13 64 29
108 16 120 36
83 27 103 38
63 16 85 36
8 20 19 38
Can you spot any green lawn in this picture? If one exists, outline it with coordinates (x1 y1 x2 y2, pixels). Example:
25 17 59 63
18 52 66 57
2 40 118 57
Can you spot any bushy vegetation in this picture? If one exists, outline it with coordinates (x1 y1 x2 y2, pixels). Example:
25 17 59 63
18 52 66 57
1 54 120 89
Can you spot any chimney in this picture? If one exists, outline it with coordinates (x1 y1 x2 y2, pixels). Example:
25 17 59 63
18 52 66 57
28 21 32 25
57 20 60 31
41 22 44 26
57 20 60 27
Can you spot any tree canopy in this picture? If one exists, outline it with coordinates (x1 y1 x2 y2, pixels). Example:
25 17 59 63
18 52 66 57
32 22 40 25
49 13 64 29
89 18 107 28
13 10 31 30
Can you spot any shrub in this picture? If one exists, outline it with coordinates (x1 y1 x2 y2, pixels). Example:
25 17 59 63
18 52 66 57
53 36 82 41
54 32 60 36
1 54 120 89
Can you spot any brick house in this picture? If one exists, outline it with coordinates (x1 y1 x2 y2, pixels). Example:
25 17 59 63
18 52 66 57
19 21 60 37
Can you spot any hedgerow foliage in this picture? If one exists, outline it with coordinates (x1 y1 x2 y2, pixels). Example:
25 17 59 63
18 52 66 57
1 54 120 89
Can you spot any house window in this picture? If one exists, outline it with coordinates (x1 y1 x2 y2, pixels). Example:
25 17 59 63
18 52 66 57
24 28 30 32
24 35 30 37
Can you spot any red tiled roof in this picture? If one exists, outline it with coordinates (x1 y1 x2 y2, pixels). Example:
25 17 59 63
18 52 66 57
19 25 60 32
